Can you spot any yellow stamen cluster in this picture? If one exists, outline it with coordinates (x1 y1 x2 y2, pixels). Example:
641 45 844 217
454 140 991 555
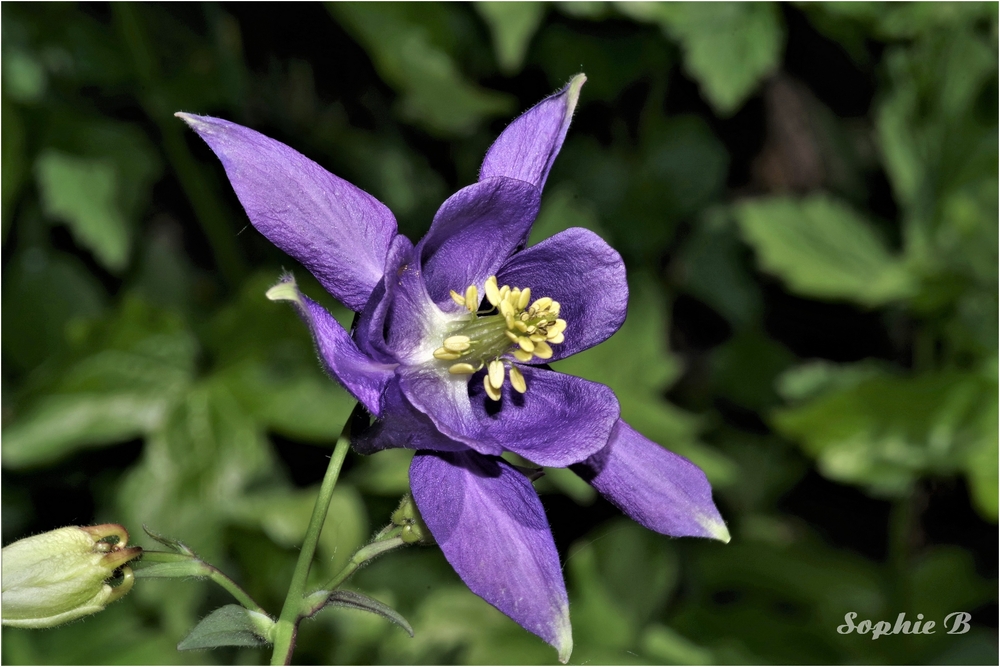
432 276 567 401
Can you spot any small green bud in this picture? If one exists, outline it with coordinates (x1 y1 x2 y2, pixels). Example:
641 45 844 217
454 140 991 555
2 524 142 628
391 494 435 545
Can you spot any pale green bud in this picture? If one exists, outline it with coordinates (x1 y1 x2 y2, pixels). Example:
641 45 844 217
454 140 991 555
2 524 142 628
391 494 435 545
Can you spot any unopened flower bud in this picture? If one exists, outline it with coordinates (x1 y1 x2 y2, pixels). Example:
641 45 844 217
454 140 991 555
391 494 435 545
1 524 142 628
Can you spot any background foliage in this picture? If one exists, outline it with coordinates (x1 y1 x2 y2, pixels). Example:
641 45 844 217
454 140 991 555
2 2 997 664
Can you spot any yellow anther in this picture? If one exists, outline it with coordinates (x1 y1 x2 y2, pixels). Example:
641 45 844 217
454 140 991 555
532 297 553 312
505 330 520 343
533 341 553 359
499 285 511 301
517 337 535 352
529 333 546 343
509 366 527 393
505 314 515 330
549 301 561 316
517 287 531 311
433 348 461 360
464 285 479 313
484 375 502 401
548 332 565 345
499 300 514 318
488 360 505 389
513 349 533 362
549 319 567 335
450 290 467 307
513 320 528 333
443 335 471 352
485 276 501 306
449 363 479 375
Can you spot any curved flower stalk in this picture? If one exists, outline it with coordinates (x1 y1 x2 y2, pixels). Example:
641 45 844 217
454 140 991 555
178 74 728 663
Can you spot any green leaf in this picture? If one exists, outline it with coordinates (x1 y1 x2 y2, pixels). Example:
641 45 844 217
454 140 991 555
328 3 513 136
228 485 368 575
772 369 995 497
321 590 413 637
34 150 130 272
1 247 107 373
735 195 916 306
2 99 26 240
2 393 168 469
476 2 546 74
177 605 272 650
640 624 713 665
620 2 785 115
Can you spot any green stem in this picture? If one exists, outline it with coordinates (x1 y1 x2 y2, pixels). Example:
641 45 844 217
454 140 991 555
138 551 268 615
269 418 355 665
318 529 405 593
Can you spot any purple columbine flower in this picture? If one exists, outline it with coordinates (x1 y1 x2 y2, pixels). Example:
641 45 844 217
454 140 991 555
178 74 728 663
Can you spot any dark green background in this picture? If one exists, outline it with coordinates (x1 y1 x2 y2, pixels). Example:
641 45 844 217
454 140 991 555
2 2 997 664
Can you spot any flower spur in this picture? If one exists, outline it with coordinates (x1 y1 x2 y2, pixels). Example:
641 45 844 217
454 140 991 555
178 74 728 663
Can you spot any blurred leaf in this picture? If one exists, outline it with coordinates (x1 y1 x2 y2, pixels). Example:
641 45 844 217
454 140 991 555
381 585 553 665
177 605 270 650
350 447 415 496
2 393 168 469
569 519 678 631
679 207 763 329
773 369 995 498
328 3 513 136
118 379 274 567
228 485 368 576
1 599 200 665
322 590 413 637
711 331 796 412
2 99 26 240
476 2 546 74
621 2 785 115
34 151 130 271
3 295 195 468
736 195 916 306
1 48 47 102
640 623 712 665
1 246 107 373
532 21 671 103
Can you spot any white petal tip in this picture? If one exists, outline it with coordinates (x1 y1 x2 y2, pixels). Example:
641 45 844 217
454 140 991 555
266 279 302 305
704 518 731 544
566 74 586 113
555 617 574 664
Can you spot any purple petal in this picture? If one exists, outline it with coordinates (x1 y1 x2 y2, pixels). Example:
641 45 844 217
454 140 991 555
479 74 585 190
571 420 730 541
354 235 417 363
466 366 619 467
417 177 541 308
398 366 504 455
352 379 475 455
177 113 397 311
496 227 627 361
265 276 395 416
410 450 572 662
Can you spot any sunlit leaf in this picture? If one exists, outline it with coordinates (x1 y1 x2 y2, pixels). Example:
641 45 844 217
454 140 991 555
328 3 513 136
620 2 785 115
735 195 916 306
35 151 131 272
476 2 546 74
